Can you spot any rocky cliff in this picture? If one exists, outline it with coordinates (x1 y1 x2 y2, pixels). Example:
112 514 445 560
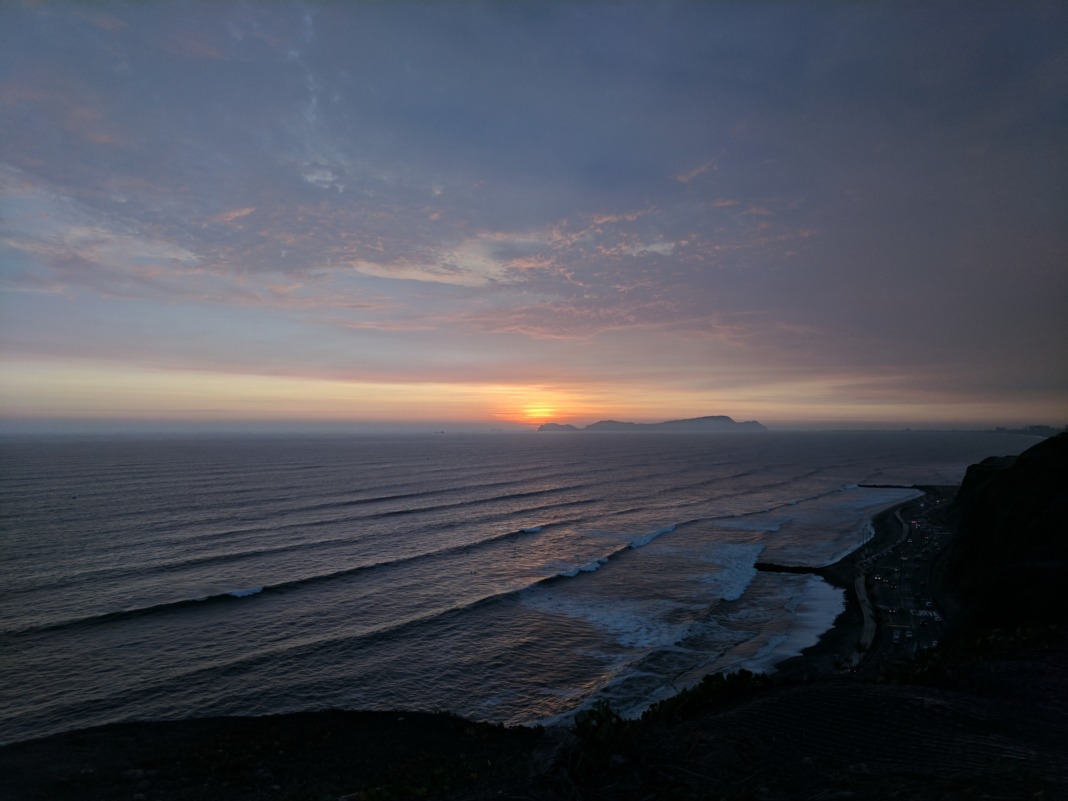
946 433 1068 629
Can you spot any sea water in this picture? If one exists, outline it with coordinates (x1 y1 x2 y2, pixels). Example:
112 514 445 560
0 430 1037 744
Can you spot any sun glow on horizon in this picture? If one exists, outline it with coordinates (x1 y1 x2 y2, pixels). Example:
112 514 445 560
2 360 1063 432
521 403 557 424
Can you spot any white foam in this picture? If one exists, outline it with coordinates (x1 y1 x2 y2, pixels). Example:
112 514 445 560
760 486 925 567
629 524 676 548
714 517 787 533
732 575 844 674
699 542 764 601
556 557 609 578
227 587 264 598
531 595 692 651
522 525 543 533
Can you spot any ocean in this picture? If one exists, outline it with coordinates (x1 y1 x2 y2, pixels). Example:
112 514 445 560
0 430 1037 745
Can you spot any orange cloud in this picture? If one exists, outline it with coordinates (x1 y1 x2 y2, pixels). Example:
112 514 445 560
591 208 650 225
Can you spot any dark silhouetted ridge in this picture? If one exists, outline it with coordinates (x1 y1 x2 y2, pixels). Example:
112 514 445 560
538 415 767 432
946 432 1068 630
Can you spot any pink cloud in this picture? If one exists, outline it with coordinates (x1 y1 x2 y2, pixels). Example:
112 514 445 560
676 159 717 183
1 74 123 146
212 207 257 224
590 208 651 225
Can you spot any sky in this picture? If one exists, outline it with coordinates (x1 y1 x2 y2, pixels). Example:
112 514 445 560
1 1 1066 431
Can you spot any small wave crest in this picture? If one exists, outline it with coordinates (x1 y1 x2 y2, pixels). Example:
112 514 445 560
556 556 609 578
17 586 273 637
226 587 263 599
548 522 683 579
629 524 676 548
702 542 764 601
714 517 787 533
5 524 549 636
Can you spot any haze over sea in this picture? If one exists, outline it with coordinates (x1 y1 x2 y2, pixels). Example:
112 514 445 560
0 430 1038 745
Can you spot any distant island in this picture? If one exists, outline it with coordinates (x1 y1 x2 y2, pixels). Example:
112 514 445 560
538 415 767 433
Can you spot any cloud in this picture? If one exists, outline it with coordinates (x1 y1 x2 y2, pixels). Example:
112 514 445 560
676 159 717 183
0 73 123 147
211 207 257 224
164 27 228 61
1 2 1065 425
302 168 342 191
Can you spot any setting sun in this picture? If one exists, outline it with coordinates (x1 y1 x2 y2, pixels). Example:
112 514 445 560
522 404 557 423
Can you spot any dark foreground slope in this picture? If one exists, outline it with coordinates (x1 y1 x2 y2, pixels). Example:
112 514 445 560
4 640 1066 801
3 436 1067 801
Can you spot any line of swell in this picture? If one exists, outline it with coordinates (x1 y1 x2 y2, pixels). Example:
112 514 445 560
6 495 603 601
4 523 552 637
38 525 703 700
7 514 693 640
26 475 537 530
699 480 901 527
58 480 599 561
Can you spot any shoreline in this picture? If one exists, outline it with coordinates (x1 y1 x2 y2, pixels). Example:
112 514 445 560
531 490 922 726
758 490 921 680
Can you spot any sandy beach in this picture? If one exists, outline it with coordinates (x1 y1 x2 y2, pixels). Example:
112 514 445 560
757 487 935 680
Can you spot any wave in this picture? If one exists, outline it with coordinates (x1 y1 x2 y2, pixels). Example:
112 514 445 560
8 534 726 727
714 543 764 601
235 476 567 518
222 586 263 599
556 557 609 578
17 459 614 566
704 480 894 531
4 523 553 636
7 518 707 644
144 526 765 695
6 477 903 627
548 522 685 580
629 523 677 548
730 575 845 674
5 493 606 602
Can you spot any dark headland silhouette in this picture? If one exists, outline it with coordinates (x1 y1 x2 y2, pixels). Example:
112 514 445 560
945 431 1068 631
539 414 768 432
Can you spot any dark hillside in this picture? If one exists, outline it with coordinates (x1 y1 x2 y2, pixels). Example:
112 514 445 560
946 433 1068 629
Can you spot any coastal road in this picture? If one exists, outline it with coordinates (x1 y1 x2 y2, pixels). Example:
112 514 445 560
857 489 954 673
